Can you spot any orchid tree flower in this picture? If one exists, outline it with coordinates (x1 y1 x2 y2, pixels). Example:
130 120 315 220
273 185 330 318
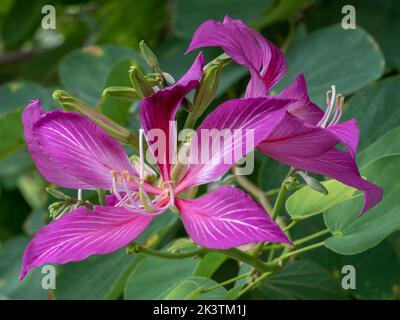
187 16 383 214
20 53 291 280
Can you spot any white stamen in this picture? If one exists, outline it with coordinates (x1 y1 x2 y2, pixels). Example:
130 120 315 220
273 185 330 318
318 85 336 128
77 189 82 201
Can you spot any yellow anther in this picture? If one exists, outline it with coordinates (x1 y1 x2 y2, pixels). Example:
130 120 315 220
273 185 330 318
120 170 129 183
326 90 332 106
110 170 118 180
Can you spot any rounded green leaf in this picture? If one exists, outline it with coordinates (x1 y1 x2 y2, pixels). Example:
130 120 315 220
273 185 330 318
358 125 400 167
277 24 385 106
0 237 48 299
124 256 198 300
55 213 177 299
324 155 400 255
286 179 356 220
343 76 400 150
258 260 345 300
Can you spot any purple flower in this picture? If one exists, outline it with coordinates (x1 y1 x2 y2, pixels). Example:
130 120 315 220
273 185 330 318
187 16 383 215
20 53 290 280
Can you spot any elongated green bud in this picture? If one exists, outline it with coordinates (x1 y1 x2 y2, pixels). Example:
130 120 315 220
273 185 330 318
129 64 154 98
297 171 329 195
53 90 138 148
46 187 70 200
191 54 230 116
102 86 140 101
139 40 160 71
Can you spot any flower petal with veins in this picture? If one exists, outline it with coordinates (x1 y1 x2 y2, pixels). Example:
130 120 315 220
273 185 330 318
176 186 290 249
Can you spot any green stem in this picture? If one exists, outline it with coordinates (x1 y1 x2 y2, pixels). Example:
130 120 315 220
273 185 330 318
283 220 298 232
201 272 251 293
293 228 330 246
234 169 273 212
237 271 273 298
272 182 288 221
268 241 325 267
220 248 271 274
267 245 276 262
127 244 206 259
272 167 297 220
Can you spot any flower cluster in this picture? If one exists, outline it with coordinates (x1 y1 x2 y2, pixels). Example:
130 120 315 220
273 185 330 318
19 17 382 280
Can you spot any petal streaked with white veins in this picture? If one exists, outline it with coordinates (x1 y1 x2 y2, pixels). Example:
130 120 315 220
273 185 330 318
176 186 290 249
20 206 153 280
33 111 137 189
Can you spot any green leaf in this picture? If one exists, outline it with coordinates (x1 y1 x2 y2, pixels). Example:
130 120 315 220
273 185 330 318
276 24 385 106
163 276 227 300
258 260 345 300
344 76 400 150
0 109 24 163
0 80 53 116
286 179 356 220
99 59 134 125
302 240 400 300
0 189 30 240
0 236 48 299
195 252 228 278
59 45 142 107
324 155 400 255
124 255 198 299
55 249 143 300
358 125 400 167
96 0 169 47
175 0 275 39
55 213 177 299
305 0 400 71
1 0 46 50
254 0 308 28
17 170 47 209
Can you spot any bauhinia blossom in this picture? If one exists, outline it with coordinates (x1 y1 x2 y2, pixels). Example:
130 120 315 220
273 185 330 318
187 16 383 215
20 53 291 280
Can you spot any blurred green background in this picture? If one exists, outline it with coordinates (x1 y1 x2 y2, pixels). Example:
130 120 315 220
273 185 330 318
0 0 399 300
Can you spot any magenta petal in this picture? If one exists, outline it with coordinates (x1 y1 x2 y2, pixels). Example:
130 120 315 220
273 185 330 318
259 111 338 158
32 110 136 189
277 74 324 125
187 16 287 97
20 205 153 280
259 146 383 215
176 186 290 249
327 119 359 159
140 53 204 181
22 100 92 189
175 97 292 193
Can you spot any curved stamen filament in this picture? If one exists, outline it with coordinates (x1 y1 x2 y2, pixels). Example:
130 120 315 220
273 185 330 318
317 85 336 128
330 94 344 126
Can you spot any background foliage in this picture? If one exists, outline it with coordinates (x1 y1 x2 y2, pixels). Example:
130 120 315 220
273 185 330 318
0 0 399 300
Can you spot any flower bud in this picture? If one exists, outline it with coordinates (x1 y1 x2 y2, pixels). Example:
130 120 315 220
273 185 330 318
45 187 70 200
53 90 138 147
191 54 230 116
139 40 160 71
297 171 328 195
129 64 154 98
102 86 140 101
